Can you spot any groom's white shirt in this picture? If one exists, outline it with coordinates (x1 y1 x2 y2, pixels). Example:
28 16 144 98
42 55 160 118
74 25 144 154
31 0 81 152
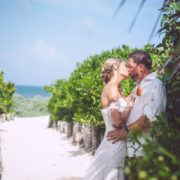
126 72 166 157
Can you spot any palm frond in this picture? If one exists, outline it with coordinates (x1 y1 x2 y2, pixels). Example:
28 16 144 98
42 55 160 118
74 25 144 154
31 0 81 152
113 0 126 18
128 0 146 33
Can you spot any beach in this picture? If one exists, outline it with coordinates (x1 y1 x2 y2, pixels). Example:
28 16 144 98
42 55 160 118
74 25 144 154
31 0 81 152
0 116 92 180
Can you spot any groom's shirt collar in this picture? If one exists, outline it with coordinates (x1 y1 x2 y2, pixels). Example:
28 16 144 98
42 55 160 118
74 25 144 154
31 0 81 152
141 72 157 83
139 72 157 85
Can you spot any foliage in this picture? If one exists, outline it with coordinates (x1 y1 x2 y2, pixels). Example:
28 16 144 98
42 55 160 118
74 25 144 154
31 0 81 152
0 71 15 114
158 0 180 53
44 79 73 122
45 44 169 127
13 93 49 117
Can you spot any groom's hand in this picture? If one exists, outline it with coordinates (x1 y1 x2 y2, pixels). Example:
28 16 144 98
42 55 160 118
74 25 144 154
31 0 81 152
107 128 126 144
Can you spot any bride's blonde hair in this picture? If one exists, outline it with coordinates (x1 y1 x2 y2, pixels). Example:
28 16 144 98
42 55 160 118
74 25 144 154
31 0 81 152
101 58 123 84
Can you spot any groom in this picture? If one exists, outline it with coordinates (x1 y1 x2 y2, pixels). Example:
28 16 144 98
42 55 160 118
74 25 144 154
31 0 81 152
107 50 166 179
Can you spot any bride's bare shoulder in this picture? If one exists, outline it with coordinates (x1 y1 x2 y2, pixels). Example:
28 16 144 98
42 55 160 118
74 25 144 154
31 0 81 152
101 84 121 108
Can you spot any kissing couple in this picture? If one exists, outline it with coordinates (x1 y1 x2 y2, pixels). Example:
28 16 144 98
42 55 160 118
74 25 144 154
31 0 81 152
84 50 166 180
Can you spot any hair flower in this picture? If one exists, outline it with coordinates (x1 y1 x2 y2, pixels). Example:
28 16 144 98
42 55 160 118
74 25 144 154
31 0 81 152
137 85 142 96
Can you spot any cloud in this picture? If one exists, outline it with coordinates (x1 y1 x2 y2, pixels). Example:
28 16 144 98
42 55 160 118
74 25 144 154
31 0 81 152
80 18 98 35
23 40 58 62
8 40 72 70
12 40 75 77
4 40 75 85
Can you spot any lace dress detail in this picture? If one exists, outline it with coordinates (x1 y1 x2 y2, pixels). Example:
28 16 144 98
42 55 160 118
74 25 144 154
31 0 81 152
84 98 127 180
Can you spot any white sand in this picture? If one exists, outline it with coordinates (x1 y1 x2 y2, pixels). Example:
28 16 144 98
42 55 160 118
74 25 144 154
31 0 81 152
0 116 93 180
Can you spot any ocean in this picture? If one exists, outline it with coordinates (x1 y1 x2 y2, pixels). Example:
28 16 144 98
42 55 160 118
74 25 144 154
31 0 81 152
15 85 51 98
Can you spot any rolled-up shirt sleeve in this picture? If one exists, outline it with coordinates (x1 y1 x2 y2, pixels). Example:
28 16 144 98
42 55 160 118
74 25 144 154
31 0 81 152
143 83 166 122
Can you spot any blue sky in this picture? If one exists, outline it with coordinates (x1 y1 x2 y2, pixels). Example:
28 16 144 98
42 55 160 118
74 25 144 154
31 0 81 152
0 0 163 86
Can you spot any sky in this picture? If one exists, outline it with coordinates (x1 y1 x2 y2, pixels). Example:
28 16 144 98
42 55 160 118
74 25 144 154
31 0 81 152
0 0 164 86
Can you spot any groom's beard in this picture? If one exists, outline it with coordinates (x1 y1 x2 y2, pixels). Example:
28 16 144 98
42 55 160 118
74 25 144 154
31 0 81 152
130 72 139 80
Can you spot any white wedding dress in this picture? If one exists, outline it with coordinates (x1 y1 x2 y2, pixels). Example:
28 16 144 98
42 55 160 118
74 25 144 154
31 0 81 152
84 98 127 180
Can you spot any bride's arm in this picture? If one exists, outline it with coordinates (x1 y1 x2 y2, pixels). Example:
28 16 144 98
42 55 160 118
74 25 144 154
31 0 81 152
111 91 136 126
111 105 132 127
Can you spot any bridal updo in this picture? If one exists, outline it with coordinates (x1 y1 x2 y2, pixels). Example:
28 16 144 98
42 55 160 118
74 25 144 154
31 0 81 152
101 58 123 84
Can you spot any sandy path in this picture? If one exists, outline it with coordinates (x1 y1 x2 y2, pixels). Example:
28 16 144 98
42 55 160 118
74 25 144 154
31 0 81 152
0 116 92 180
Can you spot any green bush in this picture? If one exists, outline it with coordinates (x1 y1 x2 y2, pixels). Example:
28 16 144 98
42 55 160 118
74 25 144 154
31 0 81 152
44 44 169 127
0 71 15 114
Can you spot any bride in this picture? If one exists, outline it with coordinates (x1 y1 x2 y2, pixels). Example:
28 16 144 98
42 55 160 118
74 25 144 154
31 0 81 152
84 58 136 180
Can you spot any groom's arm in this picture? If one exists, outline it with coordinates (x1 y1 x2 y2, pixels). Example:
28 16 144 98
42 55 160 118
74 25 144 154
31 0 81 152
107 115 150 144
127 115 150 132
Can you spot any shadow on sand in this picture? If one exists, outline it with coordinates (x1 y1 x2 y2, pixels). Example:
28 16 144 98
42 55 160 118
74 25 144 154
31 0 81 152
68 148 88 157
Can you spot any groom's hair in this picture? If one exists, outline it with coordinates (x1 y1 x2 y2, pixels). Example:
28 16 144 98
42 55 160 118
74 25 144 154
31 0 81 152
129 50 152 70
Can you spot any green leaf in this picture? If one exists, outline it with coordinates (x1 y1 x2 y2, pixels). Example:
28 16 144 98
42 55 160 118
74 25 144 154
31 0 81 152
173 3 180 12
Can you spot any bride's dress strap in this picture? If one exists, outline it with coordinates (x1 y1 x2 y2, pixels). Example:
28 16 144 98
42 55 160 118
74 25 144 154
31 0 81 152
101 98 127 112
101 101 118 111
